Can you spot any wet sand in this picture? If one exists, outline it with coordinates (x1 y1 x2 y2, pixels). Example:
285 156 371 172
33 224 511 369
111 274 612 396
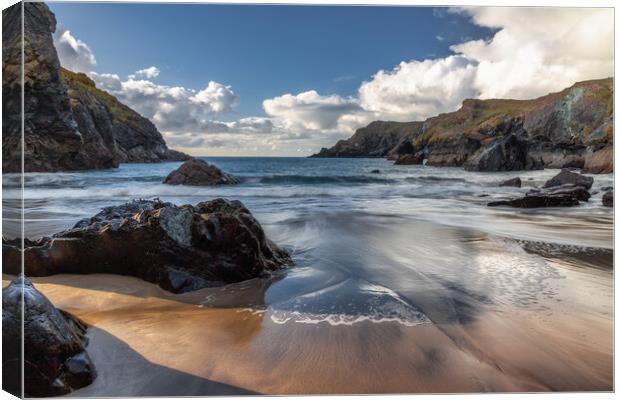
5 255 612 395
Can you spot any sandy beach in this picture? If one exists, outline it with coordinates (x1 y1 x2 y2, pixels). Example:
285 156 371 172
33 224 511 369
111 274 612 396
4 243 611 396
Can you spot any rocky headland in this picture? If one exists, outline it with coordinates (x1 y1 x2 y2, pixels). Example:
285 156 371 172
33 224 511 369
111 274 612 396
312 79 613 174
3 276 97 397
2 2 188 172
3 198 293 293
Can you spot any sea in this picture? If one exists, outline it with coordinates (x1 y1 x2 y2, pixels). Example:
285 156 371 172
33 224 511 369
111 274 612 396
2 157 614 328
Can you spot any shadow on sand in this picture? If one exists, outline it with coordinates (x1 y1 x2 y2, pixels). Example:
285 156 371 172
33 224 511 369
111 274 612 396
68 327 258 397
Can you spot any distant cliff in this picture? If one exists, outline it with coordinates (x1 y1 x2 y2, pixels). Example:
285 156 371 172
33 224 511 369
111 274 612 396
2 3 188 173
311 121 422 158
311 78 613 173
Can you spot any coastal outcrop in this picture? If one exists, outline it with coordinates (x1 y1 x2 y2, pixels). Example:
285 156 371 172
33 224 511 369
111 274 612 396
3 199 293 293
312 79 613 174
2 3 188 172
3 276 96 397
488 185 590 208
163 159 239 186
488 170 595 208
311 121 422 158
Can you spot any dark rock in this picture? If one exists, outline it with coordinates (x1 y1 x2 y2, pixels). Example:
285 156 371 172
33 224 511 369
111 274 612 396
464 135 541 172
2 276 96 397
425 137 481 167
163 159 239 186
499 177 522 187
370 169 381 174
543 169 594 189
2 3 188 172
603 190 613 207
488 184 590 208
394 153 424 165
310 121 422 158
3 199 293 293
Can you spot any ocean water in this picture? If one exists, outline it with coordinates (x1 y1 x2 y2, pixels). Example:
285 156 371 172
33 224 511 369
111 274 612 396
2 157 614 328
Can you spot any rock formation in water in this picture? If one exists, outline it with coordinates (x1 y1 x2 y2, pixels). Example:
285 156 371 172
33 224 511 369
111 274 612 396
2 276 96 397
602 190 613 207
498 177 521 188
2 2 188 172
3 199 293 293
488 170 594 208
163 158 239 186
312 79 613 173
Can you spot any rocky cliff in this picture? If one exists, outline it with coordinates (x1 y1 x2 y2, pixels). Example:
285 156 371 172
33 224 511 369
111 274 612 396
311 121 422 158
312 78 613 173
2 2 188 173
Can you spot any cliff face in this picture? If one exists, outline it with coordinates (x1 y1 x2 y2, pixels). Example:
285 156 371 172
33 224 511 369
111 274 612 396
311 121 422 158
61 68 189 165
2 3 188 173
312 78 613 173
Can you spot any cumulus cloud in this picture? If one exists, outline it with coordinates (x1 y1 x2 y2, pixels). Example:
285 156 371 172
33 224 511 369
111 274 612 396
52 24 97 73
130 66 160 79
53 7 613 155
359 55 479 121
263 90 371 133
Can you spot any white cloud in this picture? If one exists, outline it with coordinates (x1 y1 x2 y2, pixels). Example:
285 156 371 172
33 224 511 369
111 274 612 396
263 90 370 133
435 35 445 41
54 7 613 156
52 24 97 73
358 55 479 121
130 66 160 79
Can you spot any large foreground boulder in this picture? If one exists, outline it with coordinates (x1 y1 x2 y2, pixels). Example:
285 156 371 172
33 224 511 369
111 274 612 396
543 169 594 189
3 199 292 293
163 159 239 186
3 277 96 397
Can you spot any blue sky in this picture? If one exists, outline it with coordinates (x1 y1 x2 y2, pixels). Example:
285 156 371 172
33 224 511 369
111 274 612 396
48 3 613 156
50 3 492 118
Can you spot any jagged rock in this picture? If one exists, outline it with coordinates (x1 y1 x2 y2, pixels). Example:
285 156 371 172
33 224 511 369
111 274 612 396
499 177 522 187
425 137 481 167
488 184 590 208
394 153 424 165
583 145 613 174
2 276 96 397
2 199 292 293
543 169 594 189
163 159 239 186
464 135 541 171
603 191 613 207
2 3 188 172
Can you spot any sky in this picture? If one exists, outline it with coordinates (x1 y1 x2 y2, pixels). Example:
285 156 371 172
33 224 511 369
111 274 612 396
49 2 614 156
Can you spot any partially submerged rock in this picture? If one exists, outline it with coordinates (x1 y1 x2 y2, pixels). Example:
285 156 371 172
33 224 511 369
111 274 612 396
2 276 96 397
543 169 593 189
603 190 613 207
499 177 522 187
488 184 590 208
163 159 239 186
370 169 381 174
3 199 292 293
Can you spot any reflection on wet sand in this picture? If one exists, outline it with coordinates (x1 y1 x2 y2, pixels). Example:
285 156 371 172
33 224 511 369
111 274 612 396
5 256 611 396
